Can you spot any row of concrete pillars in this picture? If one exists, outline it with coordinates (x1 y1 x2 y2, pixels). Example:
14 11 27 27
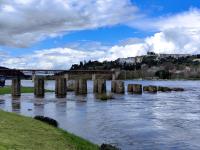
11 78 127 98
12 77 68 98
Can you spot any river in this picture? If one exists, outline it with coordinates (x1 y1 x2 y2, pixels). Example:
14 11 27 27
0 80 200 150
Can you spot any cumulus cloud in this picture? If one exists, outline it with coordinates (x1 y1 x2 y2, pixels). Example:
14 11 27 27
1 4 200 69
1 27 200 69
126 8 200 55
0 0 138 47
0 47 106 69
0 42 149 69
130 8 200 31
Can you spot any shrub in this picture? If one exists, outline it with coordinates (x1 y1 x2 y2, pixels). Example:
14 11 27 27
100 144 120 150
34 116 58 127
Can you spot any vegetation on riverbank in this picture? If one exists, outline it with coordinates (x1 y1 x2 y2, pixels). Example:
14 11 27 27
0 86 53 95
0 110 99 150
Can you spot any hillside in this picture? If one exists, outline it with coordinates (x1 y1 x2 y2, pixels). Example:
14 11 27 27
70 53 200 79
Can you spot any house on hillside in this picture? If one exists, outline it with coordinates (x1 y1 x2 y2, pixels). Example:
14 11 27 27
117 57 136 64
158 54 190 59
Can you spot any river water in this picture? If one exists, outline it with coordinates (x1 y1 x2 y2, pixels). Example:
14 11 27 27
0 80 200 150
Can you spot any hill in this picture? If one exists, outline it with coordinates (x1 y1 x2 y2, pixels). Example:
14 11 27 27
70 53 200 79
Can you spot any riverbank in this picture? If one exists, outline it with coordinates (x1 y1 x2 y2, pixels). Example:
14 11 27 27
0 110 99 150
0 86 53 95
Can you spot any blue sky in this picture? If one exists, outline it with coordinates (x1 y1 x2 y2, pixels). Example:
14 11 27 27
0 0 200 69
4 0 200 54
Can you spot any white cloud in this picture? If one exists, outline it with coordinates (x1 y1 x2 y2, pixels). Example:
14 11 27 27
1 5 200 69
1 26 200 69
0 0 138 47
125 8 200 55
153 8 200 31
130 8 200 31
0 47 106 69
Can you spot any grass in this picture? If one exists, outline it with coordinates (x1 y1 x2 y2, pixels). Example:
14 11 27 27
0 110 99 150
0 86 54 95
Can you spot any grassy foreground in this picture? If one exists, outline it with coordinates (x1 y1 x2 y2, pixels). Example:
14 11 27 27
0 110 99 150
0 86 53 95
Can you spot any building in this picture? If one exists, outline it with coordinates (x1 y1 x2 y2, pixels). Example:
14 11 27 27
158 54 191 59
117 57 136 64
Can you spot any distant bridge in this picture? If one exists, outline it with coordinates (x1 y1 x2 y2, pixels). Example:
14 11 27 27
0 69 60 76
0 69 116 78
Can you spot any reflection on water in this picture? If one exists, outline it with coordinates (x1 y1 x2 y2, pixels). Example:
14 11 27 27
1 80 200 150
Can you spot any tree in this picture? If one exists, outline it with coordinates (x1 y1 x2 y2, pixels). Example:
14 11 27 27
155 70 171 79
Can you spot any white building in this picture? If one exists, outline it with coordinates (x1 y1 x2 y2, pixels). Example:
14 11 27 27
117 57 136 64
158 54 191 59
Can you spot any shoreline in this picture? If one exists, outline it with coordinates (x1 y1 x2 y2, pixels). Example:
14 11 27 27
0 110 99 150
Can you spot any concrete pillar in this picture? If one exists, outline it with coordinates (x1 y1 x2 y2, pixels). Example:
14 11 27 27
12 78 21 97
74 80 79 94
112 74 116 80
67 80 75 91
115 80 125 94
97 79 106 94
78 79 87 94
111 80 116 93
143 85 157 93
64 74 69 80
127 84 133 93
55 77 67 98
132 84 142 94
92 74 96 81
32 71 36 81
93 80 98 93
34 77 45 98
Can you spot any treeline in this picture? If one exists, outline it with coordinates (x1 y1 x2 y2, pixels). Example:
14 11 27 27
70 60 142 70
70 55 200 71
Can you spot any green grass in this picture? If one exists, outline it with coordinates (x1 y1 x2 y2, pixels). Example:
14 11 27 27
0 86 54 95
0 110 99 150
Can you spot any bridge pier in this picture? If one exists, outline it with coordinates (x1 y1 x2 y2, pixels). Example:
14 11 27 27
93 79 106 94
112 74 116 80
92 74 96 80
116 80 125 94
78 79 87 94
55 77 67 98
32 71 36 81
128 84 142 94
98 79 106 94
93 80 98 93
132 84 142 94
34 77 45 98
111 80 125 94
111 80 116 93
74 79 87 94
12 78 21 97
64 74 69 80
74 80 79 94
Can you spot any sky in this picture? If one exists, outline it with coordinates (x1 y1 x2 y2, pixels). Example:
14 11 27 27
0 0 200 69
